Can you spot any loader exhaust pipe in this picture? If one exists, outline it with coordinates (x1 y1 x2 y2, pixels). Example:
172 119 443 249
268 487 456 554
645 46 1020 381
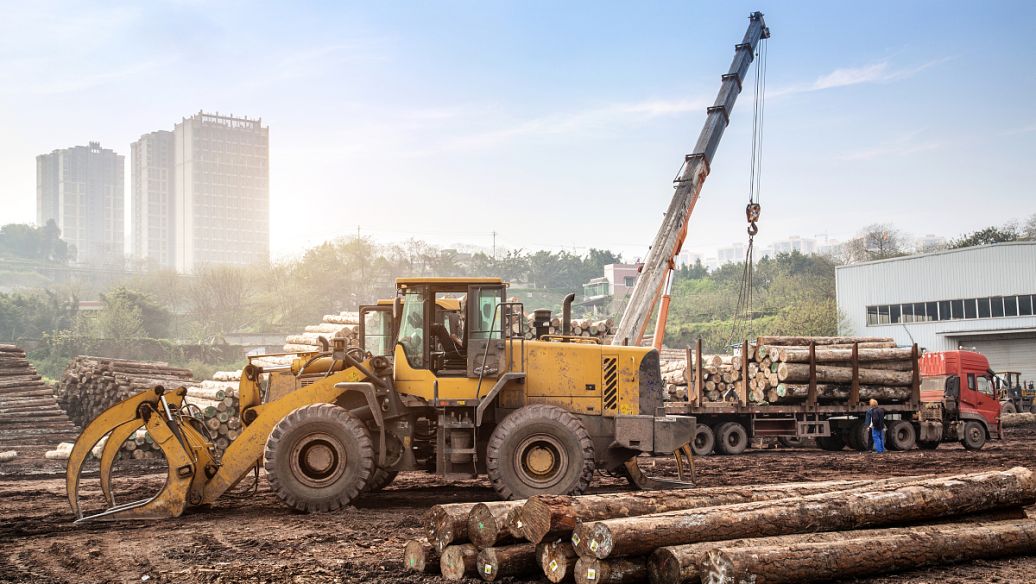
562 293 575 336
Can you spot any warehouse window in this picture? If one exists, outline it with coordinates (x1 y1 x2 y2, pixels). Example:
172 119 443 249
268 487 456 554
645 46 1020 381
914 302 928 322
1022 295 1034 316
977 297 991 319
1005 296 1018 317
901 303 914 323
964 299 977 319
866 306 878 325
937 301 950 321
877 305 890 324
991 296 1005 318
889 304 901 324
951 300 964 319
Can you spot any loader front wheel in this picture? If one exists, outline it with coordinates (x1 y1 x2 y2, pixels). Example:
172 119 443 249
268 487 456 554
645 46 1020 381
486 404 595 500
264 403 374 512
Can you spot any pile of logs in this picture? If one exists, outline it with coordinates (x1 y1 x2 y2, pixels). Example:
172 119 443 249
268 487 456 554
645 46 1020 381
283 311 360 353
402 467 1036 583
660 336 915 406
54 356 197 428
0 344 79 457
522 314 615 342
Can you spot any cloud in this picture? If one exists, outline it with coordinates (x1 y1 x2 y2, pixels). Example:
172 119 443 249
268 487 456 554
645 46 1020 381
839 130 947 161
771 57 950 98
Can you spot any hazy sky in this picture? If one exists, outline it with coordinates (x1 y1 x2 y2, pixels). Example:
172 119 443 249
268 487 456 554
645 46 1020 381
1 1 1034 262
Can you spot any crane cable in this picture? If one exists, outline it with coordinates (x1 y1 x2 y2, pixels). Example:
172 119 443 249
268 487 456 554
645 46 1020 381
728 37 767 350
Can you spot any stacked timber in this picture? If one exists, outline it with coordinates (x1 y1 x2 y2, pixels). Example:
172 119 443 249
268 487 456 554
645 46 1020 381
399 469 1036 582
0 344 79 456
659 336 910 406
54 356 197 428
283 311 360 353
522 314 615 343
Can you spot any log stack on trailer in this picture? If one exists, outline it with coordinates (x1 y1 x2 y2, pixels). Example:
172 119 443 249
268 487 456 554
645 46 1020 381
521 314 616 342
400 467 1036 583
0 344 79 457
283 311 361 353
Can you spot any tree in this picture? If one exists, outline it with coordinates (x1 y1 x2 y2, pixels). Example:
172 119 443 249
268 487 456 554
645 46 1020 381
99 287 170 338
1023 214 1036 240
948 224 1020 249
0 221 70 262
840 224 907 263
93 294 144 340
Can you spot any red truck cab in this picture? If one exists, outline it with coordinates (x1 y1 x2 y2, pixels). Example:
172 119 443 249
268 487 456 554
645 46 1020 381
916 350 1002 449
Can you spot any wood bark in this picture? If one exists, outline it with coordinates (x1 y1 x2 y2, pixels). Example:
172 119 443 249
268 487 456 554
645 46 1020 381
774 383 912 402
572 467 1036 559
539 540 577 583
468 500 525 549
700 518 1036 584
574 557 648 584
756 336 894 347
776 362 912 386
476 543 539 582
440 544 479 580
506 503 526 539
427 502 478 551
774 347 913 363
521 478 894 543
403 539 439 574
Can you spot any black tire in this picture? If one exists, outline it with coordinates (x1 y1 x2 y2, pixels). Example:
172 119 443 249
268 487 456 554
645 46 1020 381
1001 401 1017 414
777 436 804 448
918 440 940 450
486 404 595 500
848 421 872 452
1029 404 1036 415
886 420 917 451
691 424 715 456
364 467 399 493
714 422 749 455
264 403 375 512
961 420 987 451
816 434 846 451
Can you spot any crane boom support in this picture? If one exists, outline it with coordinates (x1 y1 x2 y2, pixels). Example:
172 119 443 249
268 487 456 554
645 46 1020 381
612 11 769 347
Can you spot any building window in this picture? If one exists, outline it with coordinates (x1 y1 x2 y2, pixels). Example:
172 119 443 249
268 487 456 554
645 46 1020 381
964 299 977 319
950 300 963 319
1005 296 1018 317
889 304 901 324
991 296 1005 318
866 306 878 326
977 297 990 319
865 293 1035 326
902 303 914 323
937 301 949 321
623 276 637 288
1020 295 1033 316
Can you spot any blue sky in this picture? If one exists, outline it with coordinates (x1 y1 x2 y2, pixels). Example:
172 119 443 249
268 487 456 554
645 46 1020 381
1 1 1033 261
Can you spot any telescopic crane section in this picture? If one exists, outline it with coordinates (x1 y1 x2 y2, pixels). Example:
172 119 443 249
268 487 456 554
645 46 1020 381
611 12 769 348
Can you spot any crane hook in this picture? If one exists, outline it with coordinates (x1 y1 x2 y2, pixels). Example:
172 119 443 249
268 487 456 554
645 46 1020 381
746 202 761 236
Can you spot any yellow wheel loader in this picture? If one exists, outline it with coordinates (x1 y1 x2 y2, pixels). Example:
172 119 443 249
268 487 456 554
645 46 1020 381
67 277 694 522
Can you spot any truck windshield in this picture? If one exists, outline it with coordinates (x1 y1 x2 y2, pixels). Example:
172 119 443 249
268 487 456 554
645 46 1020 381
921 376 950 392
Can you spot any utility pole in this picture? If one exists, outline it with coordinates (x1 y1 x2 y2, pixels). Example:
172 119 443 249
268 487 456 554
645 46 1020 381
492 231 497 259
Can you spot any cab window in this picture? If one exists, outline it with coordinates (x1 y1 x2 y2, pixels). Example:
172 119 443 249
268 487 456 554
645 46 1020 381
967 373 976 390
398 290 425 367
976 376 994 397
363 310 392 356
470 288 502 340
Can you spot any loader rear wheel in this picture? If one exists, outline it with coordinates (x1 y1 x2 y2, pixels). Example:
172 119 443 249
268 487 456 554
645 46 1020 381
364 467 399 493
486 404 594 500
264 403 374 512
1001 401 1017 414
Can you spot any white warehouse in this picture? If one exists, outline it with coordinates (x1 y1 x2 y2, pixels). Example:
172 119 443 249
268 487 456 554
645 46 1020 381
836 242 1036 381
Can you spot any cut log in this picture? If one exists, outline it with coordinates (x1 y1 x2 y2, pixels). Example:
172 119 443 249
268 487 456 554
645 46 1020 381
440 544 479 580
774 347 914 363
476 543 538 582
0 450 17 462
574 557 647 584
774 383 912 402
403 539 440 574
506 502 526 539
649 514 1028 584
776 362 913 386
757 336 894 347
522 478 897 543
426 502 477 551
572 467 1036 559
539 540 577 583
700 518 1036 584
468 500 525 549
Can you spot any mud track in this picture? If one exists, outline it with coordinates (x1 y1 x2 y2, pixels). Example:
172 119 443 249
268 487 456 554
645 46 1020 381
3 426 1036 583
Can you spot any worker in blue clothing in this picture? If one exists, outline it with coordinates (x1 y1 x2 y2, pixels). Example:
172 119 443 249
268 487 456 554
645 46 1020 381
866 398 886 453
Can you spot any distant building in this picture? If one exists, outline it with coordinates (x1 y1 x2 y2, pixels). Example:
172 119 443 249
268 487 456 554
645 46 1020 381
771 235 818 255
580 263 642 315
131 131 176 268
916 234 947 253
716 243 745 265
36 142 125 265
173 112 270 273
836 242 1036 381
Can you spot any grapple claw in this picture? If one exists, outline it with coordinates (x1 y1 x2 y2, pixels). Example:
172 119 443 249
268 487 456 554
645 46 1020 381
99 419 145 506
622 441 696 490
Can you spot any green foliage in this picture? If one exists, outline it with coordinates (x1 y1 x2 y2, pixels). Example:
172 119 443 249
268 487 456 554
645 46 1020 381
665 251 839 352
0 289 77 342
100 287 170 338
0 221 70 263
949 224 1020 249
93 293 144 340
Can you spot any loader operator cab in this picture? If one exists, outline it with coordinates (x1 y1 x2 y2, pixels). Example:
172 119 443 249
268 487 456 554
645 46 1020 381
359 297 467 361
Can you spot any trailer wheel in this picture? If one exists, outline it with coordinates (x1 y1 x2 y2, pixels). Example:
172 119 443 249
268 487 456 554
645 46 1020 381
486 404 595 500
1001 401 1017 414
847 421 872 452
886 420 916 451
961 421 987 451
715 422 748 455
816 435 846 451
691 424 715 456
264 403 374 512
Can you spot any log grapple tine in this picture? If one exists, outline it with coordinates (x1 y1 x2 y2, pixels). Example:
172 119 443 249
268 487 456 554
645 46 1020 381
621 443 696 491
99 419 145 507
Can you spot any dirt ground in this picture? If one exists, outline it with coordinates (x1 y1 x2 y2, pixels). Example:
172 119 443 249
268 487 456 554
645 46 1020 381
4 426 1036 584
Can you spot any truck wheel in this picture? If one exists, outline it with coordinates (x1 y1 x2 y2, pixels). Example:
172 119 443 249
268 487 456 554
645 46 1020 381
691 424 715 456
816 435 846 451
848 421 872 452
886 420 916 451
1001 401 1017 414
364 467 399 493
486 404 595 500
917 440 940 450
264 403 375 512
777 437 805 448
715 422 748 455
961 421 987 451
1030 404 1036 414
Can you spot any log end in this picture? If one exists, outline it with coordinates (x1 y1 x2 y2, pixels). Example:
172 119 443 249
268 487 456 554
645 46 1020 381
468 502 500 549
648 547 682 584
700 549 737 584
403 539 438 573
440 544 477 581
476 548 500 582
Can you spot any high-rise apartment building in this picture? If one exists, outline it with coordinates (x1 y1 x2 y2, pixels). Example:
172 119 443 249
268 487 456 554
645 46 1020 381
173 112 269 273
131 131 176 268
36 142 124 265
